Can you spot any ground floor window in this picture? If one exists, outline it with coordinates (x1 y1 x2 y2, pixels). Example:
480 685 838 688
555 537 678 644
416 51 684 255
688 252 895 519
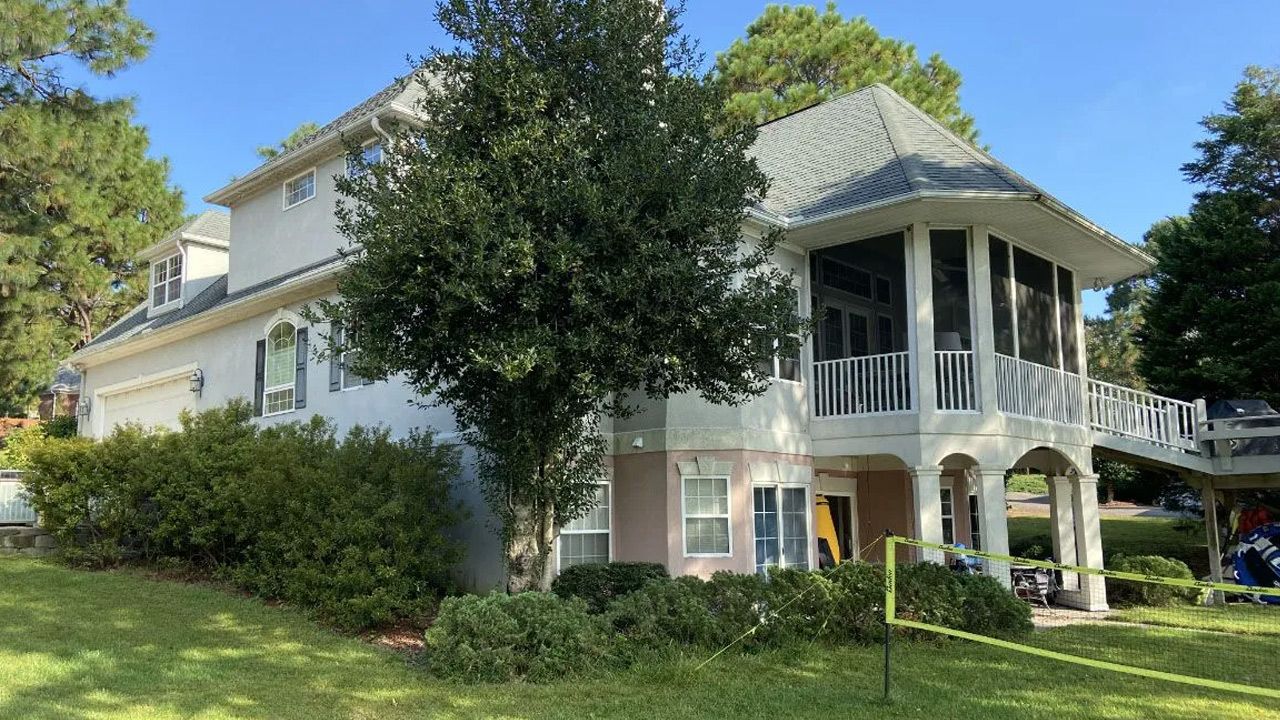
940 486 955 545
753 485 810 573
559 482 610 569
968 492 982 550
683 476 731 556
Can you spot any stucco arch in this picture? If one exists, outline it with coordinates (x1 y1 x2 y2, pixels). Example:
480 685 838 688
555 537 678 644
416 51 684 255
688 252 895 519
1008 445 1086 477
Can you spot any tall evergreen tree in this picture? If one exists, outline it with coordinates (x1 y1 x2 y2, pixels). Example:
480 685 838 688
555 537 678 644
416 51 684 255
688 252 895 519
1138 67 1280 406
715 2 977 142
1085 279 1149 390
256 121 321 160
317 0 806 591
0 1 183 414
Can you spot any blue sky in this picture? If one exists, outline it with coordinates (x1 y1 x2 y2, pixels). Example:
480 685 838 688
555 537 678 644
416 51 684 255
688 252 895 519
78 1 1278 317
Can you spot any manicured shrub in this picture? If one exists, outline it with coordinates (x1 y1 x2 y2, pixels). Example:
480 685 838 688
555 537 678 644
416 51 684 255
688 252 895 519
551 561 668 613
22 401 464 629
607 576 719 648
426 592 613 682
759 567 842 644
823 561 885 643
1107 554 1202 607
893 561 965 633
957 573 1033 637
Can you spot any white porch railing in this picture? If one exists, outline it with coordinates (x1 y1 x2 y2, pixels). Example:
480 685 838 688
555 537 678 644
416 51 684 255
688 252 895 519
934 350 978 412
0 470 37 525
995 353 1085 426
1087 379 1198 452
812 351 911 418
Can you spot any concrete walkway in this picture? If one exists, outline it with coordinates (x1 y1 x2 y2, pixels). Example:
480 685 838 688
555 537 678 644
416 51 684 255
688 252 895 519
1007 492 1184 518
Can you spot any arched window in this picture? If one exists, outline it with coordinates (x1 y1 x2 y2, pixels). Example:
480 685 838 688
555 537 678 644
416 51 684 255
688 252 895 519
263 321 297 414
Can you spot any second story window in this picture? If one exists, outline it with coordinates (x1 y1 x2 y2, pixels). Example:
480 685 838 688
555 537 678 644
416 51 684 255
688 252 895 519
151 253 182 308
346 142 383 178
283 169 316 209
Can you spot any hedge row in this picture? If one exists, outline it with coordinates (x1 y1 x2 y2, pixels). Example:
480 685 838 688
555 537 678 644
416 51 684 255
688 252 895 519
22 401 465 629
427 561 1033 682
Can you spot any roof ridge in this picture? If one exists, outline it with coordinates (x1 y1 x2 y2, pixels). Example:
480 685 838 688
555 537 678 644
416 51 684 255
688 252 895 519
869 83 1025 194
870 86 926 193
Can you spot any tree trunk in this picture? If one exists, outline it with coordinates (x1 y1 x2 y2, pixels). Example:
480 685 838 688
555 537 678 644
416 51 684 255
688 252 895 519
1104 482 1116 505
505 499 557 593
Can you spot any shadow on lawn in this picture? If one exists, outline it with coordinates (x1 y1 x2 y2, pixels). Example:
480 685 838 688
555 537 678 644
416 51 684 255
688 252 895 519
1 559 1278 720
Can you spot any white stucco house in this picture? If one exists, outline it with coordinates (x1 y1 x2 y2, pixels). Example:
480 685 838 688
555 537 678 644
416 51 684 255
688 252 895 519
69 78 1235 605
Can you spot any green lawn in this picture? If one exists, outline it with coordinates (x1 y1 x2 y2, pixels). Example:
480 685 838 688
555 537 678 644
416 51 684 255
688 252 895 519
1108 603 1280 637
3 557 1278 719
1008 516 1208 575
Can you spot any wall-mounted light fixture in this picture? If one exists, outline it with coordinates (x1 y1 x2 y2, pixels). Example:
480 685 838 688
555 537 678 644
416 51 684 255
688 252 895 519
76 398 91 419
188 368 205 397
1092 277 1105 292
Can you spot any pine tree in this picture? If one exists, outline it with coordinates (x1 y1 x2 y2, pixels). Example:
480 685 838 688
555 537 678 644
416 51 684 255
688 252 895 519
715 2 977 142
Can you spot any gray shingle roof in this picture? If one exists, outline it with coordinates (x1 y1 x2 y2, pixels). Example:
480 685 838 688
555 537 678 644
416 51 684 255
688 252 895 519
181 210 231 243
749 84 1038 220
82 254 344 352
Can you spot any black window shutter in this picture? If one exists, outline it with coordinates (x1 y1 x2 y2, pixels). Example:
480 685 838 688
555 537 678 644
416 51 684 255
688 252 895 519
329 324 343 392
253 339 266 416
294 327 308 409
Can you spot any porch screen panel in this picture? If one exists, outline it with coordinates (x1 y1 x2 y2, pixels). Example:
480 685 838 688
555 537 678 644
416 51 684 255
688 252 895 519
929 229 971 351
1057 266 1080 373
1012 247 1059 367
988 236 1015 356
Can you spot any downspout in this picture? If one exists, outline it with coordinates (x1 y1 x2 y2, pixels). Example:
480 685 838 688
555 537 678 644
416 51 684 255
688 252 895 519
370 116 393 143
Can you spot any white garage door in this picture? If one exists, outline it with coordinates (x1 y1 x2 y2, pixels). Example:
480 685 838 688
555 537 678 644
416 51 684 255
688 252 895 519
101 378 192 432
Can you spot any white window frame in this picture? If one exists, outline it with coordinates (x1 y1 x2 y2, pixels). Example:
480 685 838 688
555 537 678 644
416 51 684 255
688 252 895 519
262 320 297 416
346 140 383 178
282 168 316 210
967 491 982 550
556 481 612 572
751 483 813 573
681 475 732 558
337 324 366 391
151 252 183 309
939 480 956 546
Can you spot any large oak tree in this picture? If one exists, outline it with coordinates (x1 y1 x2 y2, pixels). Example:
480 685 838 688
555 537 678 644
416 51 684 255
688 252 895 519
319 0 806 591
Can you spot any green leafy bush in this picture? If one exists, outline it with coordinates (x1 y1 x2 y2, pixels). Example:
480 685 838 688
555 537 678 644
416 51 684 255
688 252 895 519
893 562 966 633
551 561 668 613
1107 555 1202 607
958 573 1033 636
824 561 885 643
426 592 613 682
22 401 464 629
606 576 719 648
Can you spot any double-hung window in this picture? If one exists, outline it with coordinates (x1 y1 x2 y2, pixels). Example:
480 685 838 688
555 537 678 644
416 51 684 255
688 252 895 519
753 485 810 574
336 324 370 389
559 482 610 569
283 169 316 209
683 476 731 556
152 253 182 308
346 142 383 178
759 288 803 382
263 321 297 414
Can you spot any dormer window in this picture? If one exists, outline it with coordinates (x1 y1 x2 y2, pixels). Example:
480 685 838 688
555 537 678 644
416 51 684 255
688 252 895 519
346 142 382 178
283 169 316 209
151 253 182 308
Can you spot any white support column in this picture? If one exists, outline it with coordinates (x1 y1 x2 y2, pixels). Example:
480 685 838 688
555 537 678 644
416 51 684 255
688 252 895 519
975 467 1010 587
971 226 998 414
1047 476 1079 591
909 466 945 563
909 222 937 417
1070 473 1108 611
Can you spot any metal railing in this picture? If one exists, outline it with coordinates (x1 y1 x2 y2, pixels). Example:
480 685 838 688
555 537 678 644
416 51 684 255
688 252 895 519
812 351 912 418
1087 379 1199 452
0 470 36 525
934 350 978 412
995 353 1085 426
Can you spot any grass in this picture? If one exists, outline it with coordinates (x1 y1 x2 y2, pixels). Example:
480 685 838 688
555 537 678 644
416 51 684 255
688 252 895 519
1008 515 1208 575
3 557 1279 719
1005 473 1048 494
1108 603 1280 637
